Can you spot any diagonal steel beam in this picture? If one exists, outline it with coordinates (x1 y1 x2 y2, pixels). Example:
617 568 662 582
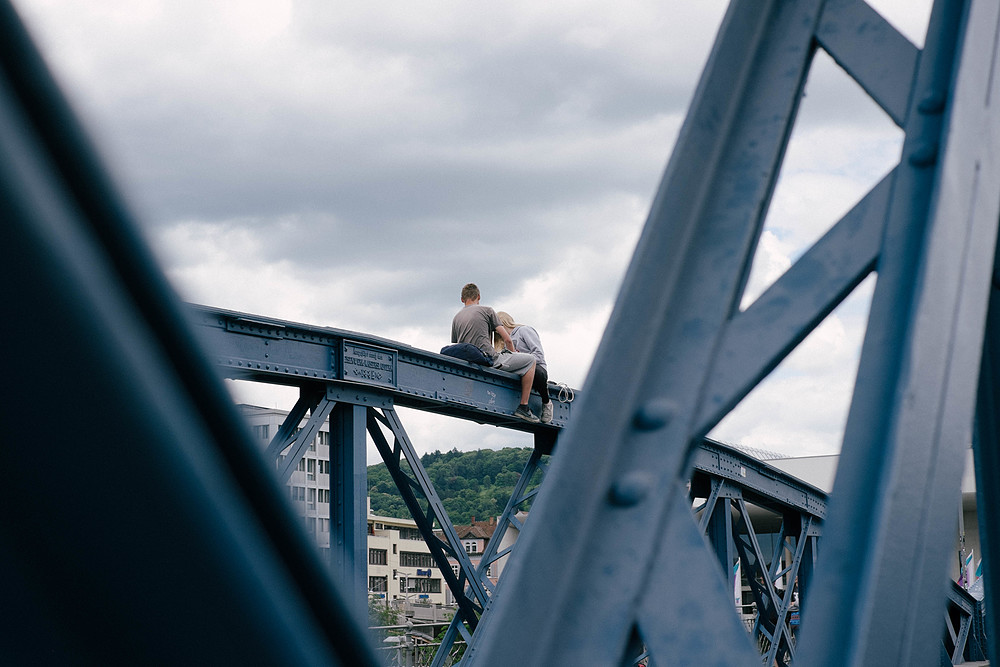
275 397 338 484
466 1 826 662
431 444 550 667
365 407 487 632
815 0 920 126
263 388 318 460
697 172 891 434
798 1 1000 663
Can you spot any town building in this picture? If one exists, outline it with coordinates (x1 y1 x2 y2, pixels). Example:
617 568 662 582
367 507 448 609
239 404 449 611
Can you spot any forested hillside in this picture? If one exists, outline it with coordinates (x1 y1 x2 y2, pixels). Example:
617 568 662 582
367 447 538 524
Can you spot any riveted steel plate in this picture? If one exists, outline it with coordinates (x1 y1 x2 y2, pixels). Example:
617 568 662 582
341 340 397 389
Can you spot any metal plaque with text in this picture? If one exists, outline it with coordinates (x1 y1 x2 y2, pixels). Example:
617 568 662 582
340 340 397 389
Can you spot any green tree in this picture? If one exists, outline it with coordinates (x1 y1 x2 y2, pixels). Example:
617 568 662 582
368 447 538 524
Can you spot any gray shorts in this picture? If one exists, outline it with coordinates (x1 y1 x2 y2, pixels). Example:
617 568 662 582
493 350 535 376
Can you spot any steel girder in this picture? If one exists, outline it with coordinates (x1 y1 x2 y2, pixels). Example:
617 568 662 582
467 1 1000 665
366 405 490 629
188 304 571 432
692 452 824 667
944 582 976 664
5 0 1000 662
0 0 378 662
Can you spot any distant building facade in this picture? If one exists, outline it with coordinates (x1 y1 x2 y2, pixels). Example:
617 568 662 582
367 508 447 608
240 404 334 557
239 404 448 610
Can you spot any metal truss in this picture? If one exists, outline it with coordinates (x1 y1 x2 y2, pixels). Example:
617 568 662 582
431 446 550 667
0 0 378 661
189 304 570 431
944 582 976 664
467 0 1000 665
7 0 1000 663
692 445 824 667
366 405 489 629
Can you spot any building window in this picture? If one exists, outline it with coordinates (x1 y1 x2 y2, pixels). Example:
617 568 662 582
463 540 479 554
252 424 269 440
369 549 388 565
297 458 307 472
318 431 329 447
319 518 330 533
398 527 422 541
399 552 434 568
318 460 330 475
308 487 316 508
307 458 316 481
306 517 317 534
410 578 441 594
290 486 306 502
318 488 330 504
369 576 387 592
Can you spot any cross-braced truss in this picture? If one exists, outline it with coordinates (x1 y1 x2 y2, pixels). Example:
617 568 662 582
465 0 1000 665
5 0 1000 664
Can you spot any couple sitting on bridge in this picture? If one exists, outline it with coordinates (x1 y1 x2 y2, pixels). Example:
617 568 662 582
446 283 552 424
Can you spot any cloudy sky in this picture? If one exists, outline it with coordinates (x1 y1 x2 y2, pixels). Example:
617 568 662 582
15 0 933 460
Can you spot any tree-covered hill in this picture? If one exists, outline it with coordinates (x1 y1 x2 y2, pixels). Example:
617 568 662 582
367 447 538 525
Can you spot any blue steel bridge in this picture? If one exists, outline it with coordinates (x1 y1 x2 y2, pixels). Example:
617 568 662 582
4 0 1000 665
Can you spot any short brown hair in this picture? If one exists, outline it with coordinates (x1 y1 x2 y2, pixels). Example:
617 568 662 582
461 283 480 301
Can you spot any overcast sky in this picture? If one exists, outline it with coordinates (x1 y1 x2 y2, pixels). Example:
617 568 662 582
16 0 933 460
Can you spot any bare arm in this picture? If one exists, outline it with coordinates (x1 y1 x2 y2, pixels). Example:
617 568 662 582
495 325 517 352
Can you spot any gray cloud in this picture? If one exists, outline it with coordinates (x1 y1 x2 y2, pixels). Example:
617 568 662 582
15 0 933 456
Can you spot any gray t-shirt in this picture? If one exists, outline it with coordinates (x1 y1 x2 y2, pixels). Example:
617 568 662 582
451 304 501 362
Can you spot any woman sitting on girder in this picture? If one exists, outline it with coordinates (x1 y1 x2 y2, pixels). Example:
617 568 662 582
494 311 552 424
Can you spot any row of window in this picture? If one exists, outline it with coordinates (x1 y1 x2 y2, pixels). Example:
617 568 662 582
289 486 332 504
368 549 436 569
303 517 331 534
399 551 434 568
399 577 441 594
398 527 422 541
252 424 331 450
368 575 443 595
369 523 423 541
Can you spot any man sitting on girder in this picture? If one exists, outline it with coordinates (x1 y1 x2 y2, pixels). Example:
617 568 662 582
451 283 539 423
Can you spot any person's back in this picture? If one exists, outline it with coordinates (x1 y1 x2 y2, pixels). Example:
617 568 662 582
451 303 500 363
509 325 546 372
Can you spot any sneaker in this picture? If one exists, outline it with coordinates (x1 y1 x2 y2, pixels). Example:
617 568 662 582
513 405 540 423
540 401 553 424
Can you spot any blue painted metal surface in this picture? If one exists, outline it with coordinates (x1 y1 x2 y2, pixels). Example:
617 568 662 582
0 0 377 661
5 0 1000 663
331 401 369 617
432 442 550 666
189 305 571 432
467 0 1000 665
975 239 1000 664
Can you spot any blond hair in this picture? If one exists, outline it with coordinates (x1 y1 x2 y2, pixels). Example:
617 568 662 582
493 311 522 352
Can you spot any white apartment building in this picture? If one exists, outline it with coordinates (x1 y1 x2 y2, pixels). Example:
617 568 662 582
368 508 447 608
241 404 334 556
